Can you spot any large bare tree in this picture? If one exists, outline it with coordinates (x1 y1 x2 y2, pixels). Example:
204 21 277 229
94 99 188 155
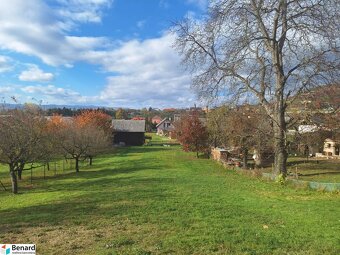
0 109 47 193
174 0 340 176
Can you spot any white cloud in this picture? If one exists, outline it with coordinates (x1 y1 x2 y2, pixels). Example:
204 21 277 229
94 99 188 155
86 33 196 108
0 0 111 66
21 84 78 97
16 32 197 107
56 0 113 24
19 84 109 106
0 86 13 93
65 36 109 50
0 55 13 73
0 1 198 108
19 65 54 82
19 84 95 105
21 85 80 97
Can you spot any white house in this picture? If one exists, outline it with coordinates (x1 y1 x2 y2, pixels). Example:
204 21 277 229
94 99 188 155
323 138 340 157
156 118 174 136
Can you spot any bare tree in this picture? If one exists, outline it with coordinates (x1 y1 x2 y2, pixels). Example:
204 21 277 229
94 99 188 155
206 105 230 148
174 0 340 176
0 109 47 193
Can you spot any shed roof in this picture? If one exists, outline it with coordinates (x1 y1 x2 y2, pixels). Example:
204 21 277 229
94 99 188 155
112 120 145 132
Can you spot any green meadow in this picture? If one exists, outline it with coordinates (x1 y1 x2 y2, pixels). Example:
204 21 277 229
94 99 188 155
0 136 339 254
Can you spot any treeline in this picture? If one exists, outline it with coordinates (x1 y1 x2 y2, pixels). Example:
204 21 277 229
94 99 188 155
0 105 112 194
46 106 200 120
46 107 116 117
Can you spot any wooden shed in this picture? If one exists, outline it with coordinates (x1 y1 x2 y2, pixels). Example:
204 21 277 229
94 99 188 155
112 120 145 146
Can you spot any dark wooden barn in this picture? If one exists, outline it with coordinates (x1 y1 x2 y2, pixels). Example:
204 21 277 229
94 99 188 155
112 120 145 146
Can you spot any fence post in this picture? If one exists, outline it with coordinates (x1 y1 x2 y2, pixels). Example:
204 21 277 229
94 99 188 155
295 165 298 179
0 180 6 191
44 164 46 179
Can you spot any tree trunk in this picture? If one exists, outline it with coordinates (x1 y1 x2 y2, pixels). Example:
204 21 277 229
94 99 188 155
75 158 79 173
273 110 288 177
10 166 18 194
18 169 22 180
242 148 248 169
17 162 25 180
271 53 288 176
89 156 93 166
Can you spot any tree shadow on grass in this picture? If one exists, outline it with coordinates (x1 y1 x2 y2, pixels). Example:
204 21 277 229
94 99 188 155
0 154 167 194
44 172 171 192
112 146 170 158
0 174 173 230
300 171 340 177
286 160 311 167
27 155 161 183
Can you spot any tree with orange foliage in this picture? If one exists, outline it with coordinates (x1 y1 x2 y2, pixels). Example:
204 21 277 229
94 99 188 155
48 111 112 172
75 110 112 135
74 110 112 165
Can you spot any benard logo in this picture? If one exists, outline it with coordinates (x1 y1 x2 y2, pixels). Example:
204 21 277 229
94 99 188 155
0 244 36 255
0 245 10 255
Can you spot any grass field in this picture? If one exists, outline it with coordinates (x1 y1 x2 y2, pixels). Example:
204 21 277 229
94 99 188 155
261 157 340 183
286 157 340 183
0 135 339 254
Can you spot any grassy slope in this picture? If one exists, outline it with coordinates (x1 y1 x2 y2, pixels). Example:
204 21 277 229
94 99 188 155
0 139 339 254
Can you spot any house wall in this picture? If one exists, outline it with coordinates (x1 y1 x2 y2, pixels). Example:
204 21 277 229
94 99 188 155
324 141 337 156
157 127 164 135
211 148 229 162
113 132 145 146
157 121 172 136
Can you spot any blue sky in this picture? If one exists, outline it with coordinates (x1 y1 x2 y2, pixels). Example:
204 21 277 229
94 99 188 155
0 0 208 108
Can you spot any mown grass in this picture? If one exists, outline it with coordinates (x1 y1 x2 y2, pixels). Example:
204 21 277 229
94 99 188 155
286 157 340 183
260 157 340 183
0 137 339 254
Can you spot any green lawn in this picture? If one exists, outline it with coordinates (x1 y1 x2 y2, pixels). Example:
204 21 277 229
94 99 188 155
261 157 340 183
286 157 340 183
0 140 339 254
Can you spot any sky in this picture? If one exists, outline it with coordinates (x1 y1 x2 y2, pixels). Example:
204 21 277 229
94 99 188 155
0 0 208 109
